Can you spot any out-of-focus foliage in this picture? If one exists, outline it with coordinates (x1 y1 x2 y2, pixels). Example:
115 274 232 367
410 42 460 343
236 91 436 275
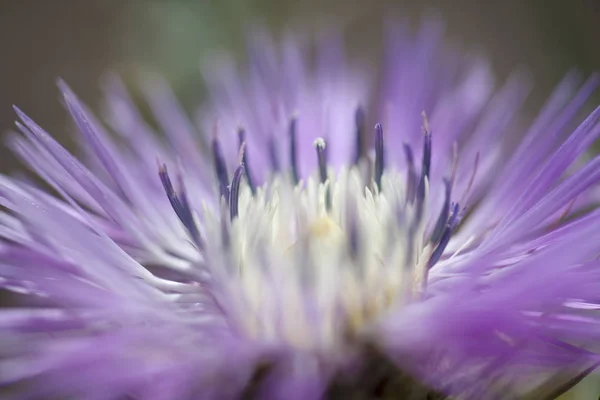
123 1 600 108
123 1 251 105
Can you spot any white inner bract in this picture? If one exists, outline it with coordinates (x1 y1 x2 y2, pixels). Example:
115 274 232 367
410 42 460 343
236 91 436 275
202 167 431 350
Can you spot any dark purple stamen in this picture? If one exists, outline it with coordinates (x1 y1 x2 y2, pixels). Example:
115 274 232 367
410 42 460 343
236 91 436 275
374 123 385 191
220 200 230 249
353 106 366 164
428 202 460 268
237 128 256 195
289 116 299 184
315 138 331 210
315 138 328 184
229 164 244 221
403 144 417 203
268 136 280 172
417 113 432 204
158 163 203 248
430 178 451 244
346 196 360 261
212 136 230 201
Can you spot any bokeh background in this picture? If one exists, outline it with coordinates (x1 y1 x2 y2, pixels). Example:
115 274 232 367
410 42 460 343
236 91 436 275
1 0 600 397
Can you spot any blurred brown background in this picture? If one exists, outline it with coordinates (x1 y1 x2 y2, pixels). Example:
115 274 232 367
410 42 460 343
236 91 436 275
0 0 599 397
0 1 126 171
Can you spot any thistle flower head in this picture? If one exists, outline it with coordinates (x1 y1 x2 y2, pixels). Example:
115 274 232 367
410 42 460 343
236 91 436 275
2 18 600 399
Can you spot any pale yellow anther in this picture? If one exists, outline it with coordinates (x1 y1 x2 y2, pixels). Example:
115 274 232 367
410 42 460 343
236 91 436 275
308 216 342 238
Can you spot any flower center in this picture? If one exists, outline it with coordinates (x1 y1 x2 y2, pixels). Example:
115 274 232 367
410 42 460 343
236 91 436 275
159 114 463 350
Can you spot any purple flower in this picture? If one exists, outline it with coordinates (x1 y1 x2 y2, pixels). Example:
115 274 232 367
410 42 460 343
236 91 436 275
2 19 600 399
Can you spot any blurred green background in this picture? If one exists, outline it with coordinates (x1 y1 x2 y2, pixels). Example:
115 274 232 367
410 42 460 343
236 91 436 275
0 0 599 397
